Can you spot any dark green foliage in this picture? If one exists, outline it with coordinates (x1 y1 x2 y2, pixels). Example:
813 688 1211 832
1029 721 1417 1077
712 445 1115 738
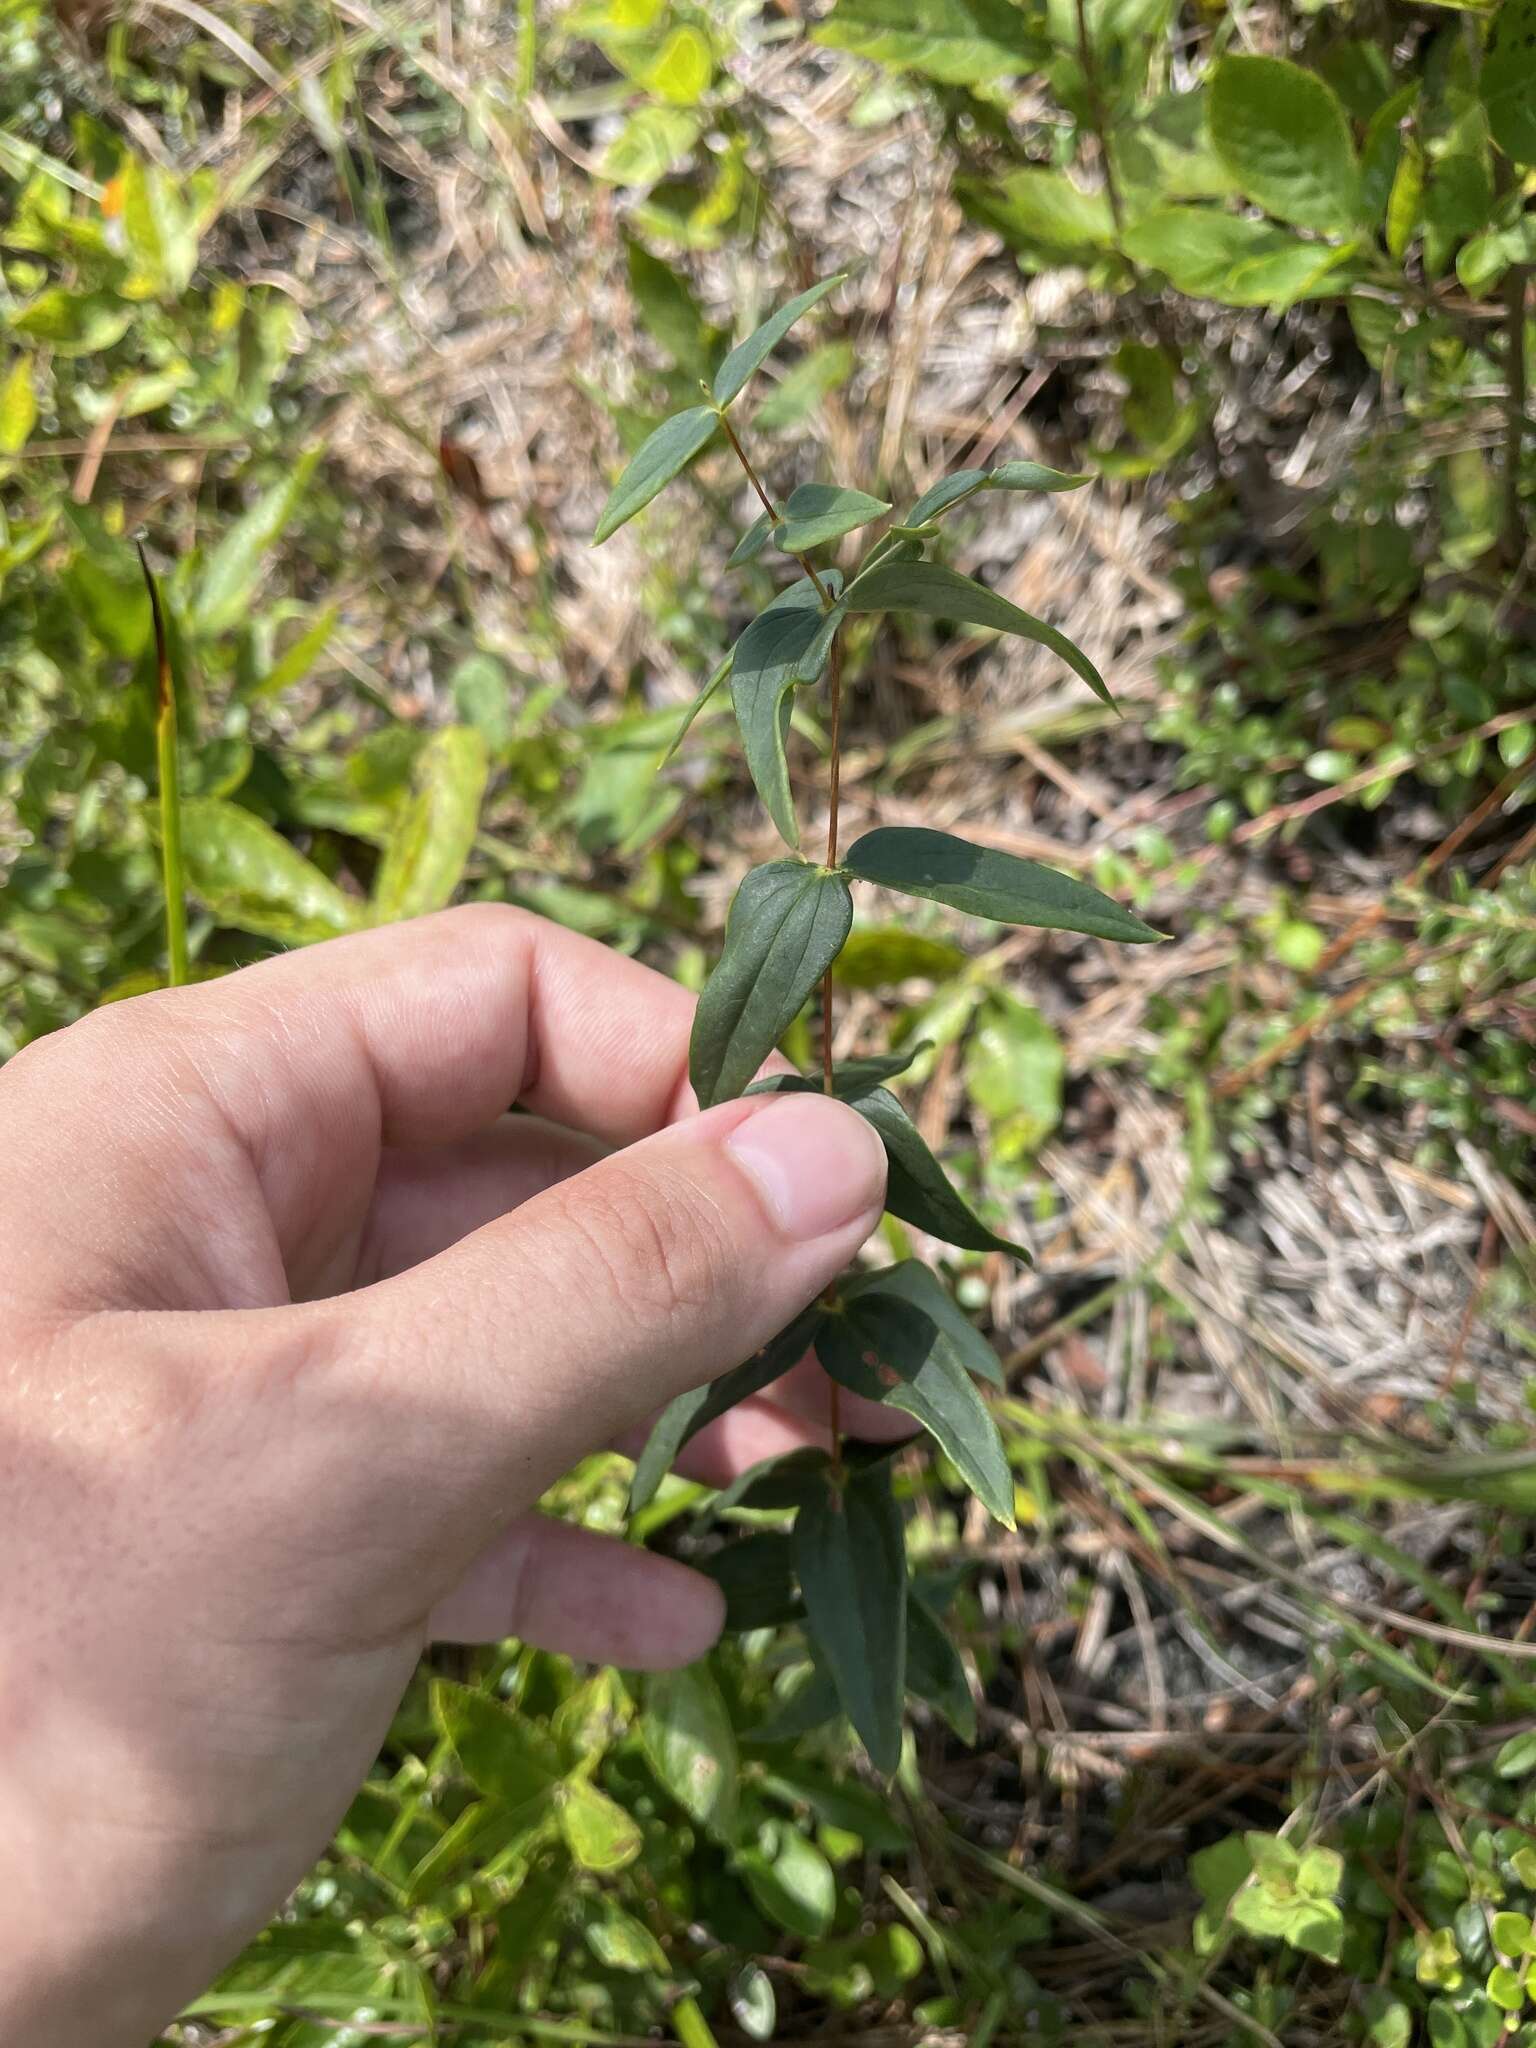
845 825 1163 943
793 1461 908 1775
687 861 853 1106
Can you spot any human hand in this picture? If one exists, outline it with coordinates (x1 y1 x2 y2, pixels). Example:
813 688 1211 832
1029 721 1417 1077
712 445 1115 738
0 905 892 2045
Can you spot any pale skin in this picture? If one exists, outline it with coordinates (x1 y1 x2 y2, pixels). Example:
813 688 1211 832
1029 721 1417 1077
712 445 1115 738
0 903 908 2045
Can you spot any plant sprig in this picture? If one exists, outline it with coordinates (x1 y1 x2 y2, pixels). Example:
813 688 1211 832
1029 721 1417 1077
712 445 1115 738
593 274 1163 1772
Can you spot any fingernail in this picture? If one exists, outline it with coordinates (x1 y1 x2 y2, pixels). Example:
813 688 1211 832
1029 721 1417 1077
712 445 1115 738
726 1094 887 1242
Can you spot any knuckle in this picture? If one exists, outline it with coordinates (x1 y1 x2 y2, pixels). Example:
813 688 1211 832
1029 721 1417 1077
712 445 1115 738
555 1161 730 1323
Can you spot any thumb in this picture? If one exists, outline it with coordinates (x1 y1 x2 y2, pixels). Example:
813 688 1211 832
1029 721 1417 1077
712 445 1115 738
321 1090 887 1523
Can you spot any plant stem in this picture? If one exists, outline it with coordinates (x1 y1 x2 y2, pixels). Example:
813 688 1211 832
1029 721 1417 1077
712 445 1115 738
1502 259 1529 568
1073 0 1124 242
138 543 189 988
719 410 846 1475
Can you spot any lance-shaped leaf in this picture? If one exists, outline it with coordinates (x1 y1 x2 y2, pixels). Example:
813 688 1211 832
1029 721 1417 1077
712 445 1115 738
730 578 842 846
727 508 774 567
629 1308 823 1511
900 458 1089 531
745 1071 1024 1256
712 274 844 408
794 1461 908 1774
816 1291 1014 1526
774 482 890 554
372 725 489 921
194 449 321 635
641 1664 739 1838
843 557 1113 707
690 860 852 1105
847 1259 1004 1387
660 649 732 767
845 826 1163 944
181 798 362 947
593 405 718 543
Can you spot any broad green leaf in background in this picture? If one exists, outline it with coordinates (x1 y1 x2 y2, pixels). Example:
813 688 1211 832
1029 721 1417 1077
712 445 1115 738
755 341 856 431
1123 207 1353 307
737 1822 837 1938
625 236 718 375
842 558 1112 706
629 1308 823 1510
9 287 134 355
594 405 718 542
956 167 1115 258
194 449 321 635
180 798 361 947
641 1664 740 1838
833 927 967 987
596 105 703 186
372 725 489 922
773 482 890 553
1208 55 1361 232
583 1899 668 1973
635 23 713 105
1482 0 1536 165
432 1680 562 1810
817 1290 1014 1523
794 1460 908 1773
119 158 198 298
689 860 853 1105
712 275 843 408
0 355 37 453
964 989 1064 1160
845 825 1163 942
558 1774 643 1873
815 0 1045 87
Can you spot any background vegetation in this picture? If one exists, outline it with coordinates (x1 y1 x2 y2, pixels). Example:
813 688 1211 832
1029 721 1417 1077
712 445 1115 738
3 0 1536 2041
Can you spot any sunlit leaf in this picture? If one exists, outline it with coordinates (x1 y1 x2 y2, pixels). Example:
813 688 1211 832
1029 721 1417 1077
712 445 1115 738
1208 55 1361 232
773 482 890 553
558 1775 642 1872
641 1664 740 1837
180 798 361 946
372 726 488 922
845 825 1163 942
194 449 322 636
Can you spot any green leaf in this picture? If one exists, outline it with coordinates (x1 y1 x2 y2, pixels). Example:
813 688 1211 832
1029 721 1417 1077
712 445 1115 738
689 860 852 1105
727 509 774 568
729 581 842 844
1285 1900 1343 1963
584 1898 668 1971
833 928 968 988
635 23 713 104
844 825 1163 943
372 726 489 922
659 650 733 767
1208 55 1361 232
593 405 718 543
697 1531 804 1630
905 1587 976 1741
746 1071 1026 1254
629 1308 822 1510
1495 1729 1536 1777
9 287 133 355
817 1290 1013 1524
851 1258 1004 1386
193 449 321 636
964 989 1063 1159
773 482 890 553
712 275 843 408
825 1044 931 1091
558 1774 643 1873
597 105 702 185
1122 207 1353 307
625 236 716 374
956 167 1115 258
737 1823 836 1937
794 1460 908 1773
759 1761 911 1851
1297 1846 1344 1899
432 1679 562 1810
1486 1965 1524 2014
842 558 1112 707
816 0 1044 87
1483 0 1536 166
640 1664 740 1838
181 798 362 946
1492 1911 1533 1956
755 341 856 431
901 459 1089 529
0 355 37 454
